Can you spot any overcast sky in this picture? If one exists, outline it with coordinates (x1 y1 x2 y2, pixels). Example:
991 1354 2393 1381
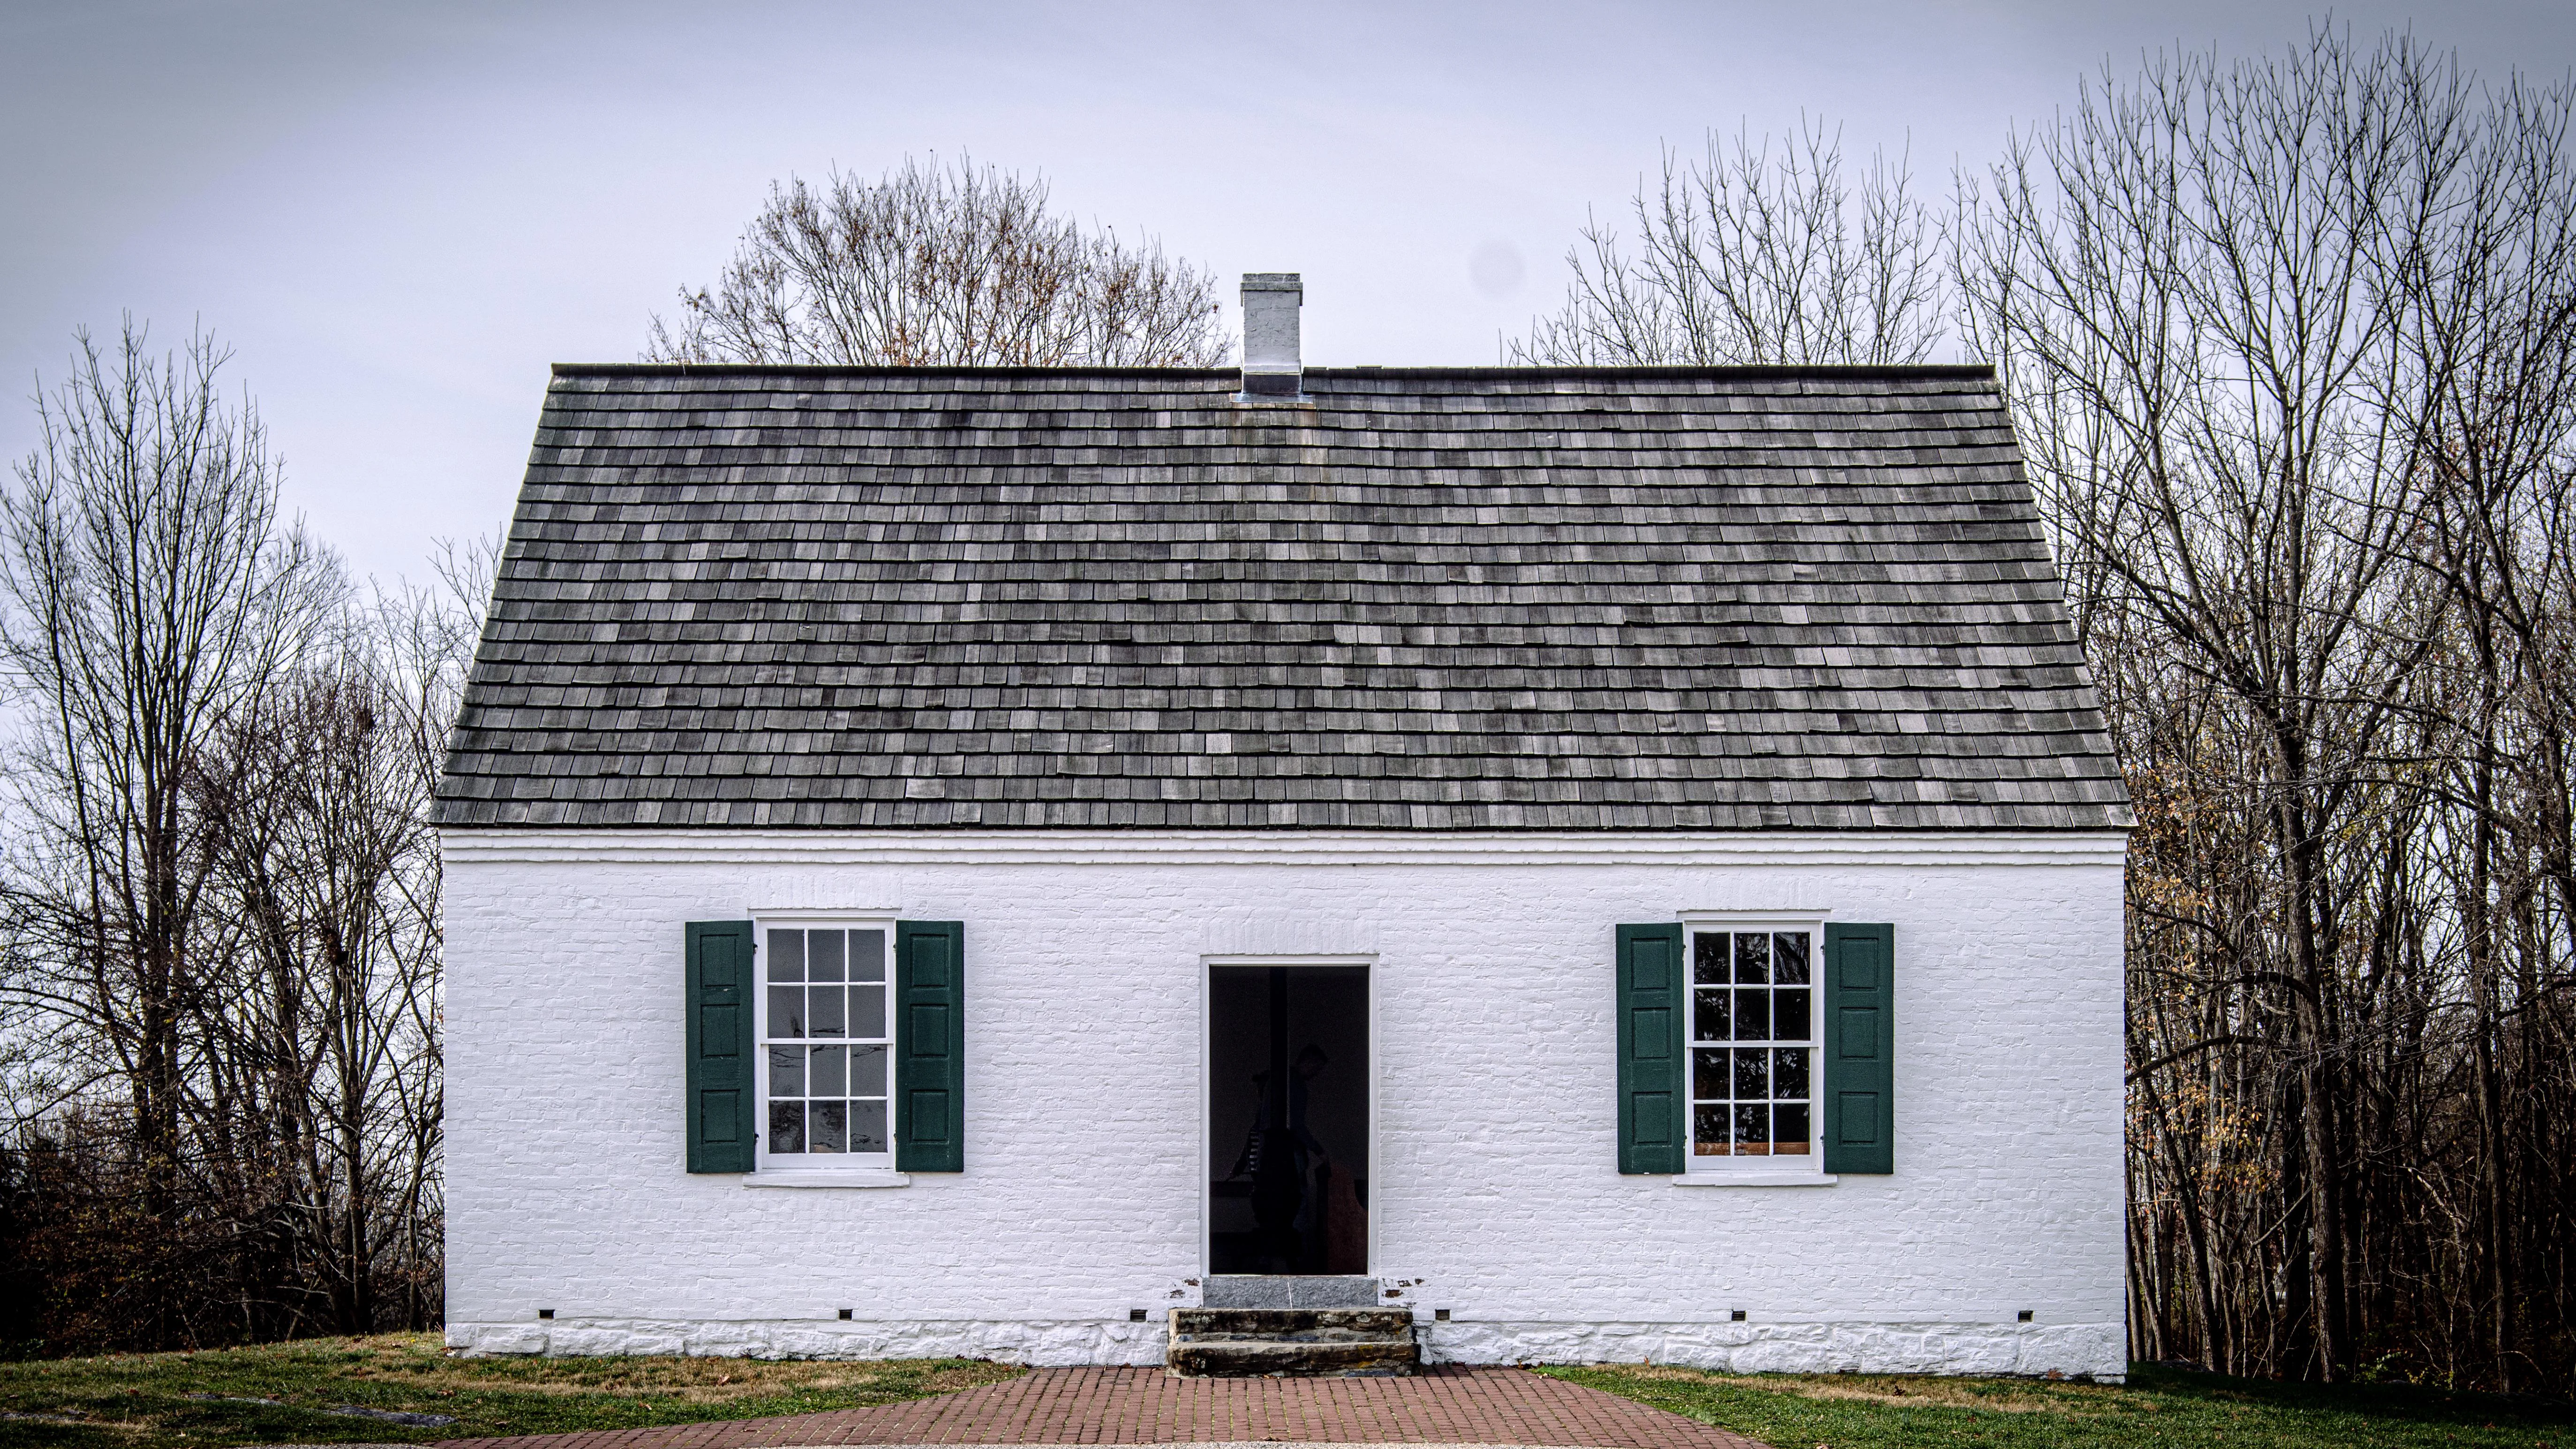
4 0 2572 588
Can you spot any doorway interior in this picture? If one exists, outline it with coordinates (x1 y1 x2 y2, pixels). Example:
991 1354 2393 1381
1206 965 1369 1276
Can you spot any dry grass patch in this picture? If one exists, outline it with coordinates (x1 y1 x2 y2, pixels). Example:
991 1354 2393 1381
0 1334 1021 1449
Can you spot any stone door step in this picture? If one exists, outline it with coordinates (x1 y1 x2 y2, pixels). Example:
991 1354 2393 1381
1168 1307 1420 1378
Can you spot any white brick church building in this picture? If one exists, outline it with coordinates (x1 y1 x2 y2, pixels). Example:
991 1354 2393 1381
437 277 2132 1377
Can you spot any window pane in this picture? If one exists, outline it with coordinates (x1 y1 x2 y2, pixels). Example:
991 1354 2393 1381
808 985 846 1037
1775 988 1812 1041
768 1046 805 1097
1733 1102 1770 1155
1693 933 1727 984
809 1045 846 1097
1693 1103 1728 1156
1734 988 1770 1041
849 1099 888 1153
1734 1047 1769 1100
1774 1102 1812 1154
850 983 887 1040
1734 932 1769 984
850 1044 888 1095
1774 1047 1811 1100
769 1101 806 1154
768 985 806 1039
1693 1048 1728 1100
1693 988 1729 1043
811 1101 847 1153
850 930 886 983
767 929 804 982
810 930 846 982
1773 932 1810 984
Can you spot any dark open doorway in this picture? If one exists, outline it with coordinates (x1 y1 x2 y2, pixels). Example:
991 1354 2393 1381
1207 966 1368 1276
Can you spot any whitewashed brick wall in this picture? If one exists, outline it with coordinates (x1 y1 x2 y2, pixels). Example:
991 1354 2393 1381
442 831 2127 1379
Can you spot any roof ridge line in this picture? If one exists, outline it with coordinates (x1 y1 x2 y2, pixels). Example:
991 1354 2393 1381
547 362 1998 382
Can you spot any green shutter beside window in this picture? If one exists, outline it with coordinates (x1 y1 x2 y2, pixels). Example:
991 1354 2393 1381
895 920 965 1172
1823 921 1895 1175
685 921 758 1173
1616 923 1686 1174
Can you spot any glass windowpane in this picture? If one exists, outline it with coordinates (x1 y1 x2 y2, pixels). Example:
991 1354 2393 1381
849 1099 888 1153
1774 1047 1812 1100
1734 932 1770 984
1775 988 1812 1041
849 931 886 983
1693 988 1728 1043
850 983 886 1040
1733 1102 1770 1154
1734 988 1770 1041
808 985 846 1038
1693 1048 1728 1099
809 1045 846 1097
810 930 846 982
850 1044 888 1096
768 985 805 1039
768 1046 804 1097
1774 1103 1812 1153
767 929 804 982
1693 1103 1729 1155
768 1101 806 1154
811 1101 847 1154
1693 933 1727 984
1734 1047 1769 1100
1773 932 1810 984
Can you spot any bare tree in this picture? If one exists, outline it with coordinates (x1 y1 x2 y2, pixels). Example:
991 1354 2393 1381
1959 28 2576 1388
1510 120 1946 365
646 155 1230 367
0 322 338 1300
0 325 477 1349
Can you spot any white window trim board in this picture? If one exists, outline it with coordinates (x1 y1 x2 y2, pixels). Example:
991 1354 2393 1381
1682 920 1828 1179
1673 1172 1840 1187
751 915 898 1172
743 1170 912 1189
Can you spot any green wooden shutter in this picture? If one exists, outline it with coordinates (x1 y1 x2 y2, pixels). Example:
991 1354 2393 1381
685 921 757 1173
1823 922 1895 1175
1616 923 1686 1174
895 920 965 1172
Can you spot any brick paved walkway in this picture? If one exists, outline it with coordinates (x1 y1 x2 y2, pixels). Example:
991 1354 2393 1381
432 1367 1765 1449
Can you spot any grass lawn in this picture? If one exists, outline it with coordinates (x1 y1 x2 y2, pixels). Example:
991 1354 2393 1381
0 1334 1019 1449
1549 1362 2573 1449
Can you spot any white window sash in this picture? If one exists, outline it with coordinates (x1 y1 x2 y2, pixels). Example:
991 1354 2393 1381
1677 914 1829 1177
752 916 898 1171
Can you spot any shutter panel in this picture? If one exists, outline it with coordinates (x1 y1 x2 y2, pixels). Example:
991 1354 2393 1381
1823 922 1895 1175
684 921 757 1173
1616 923 1686 1174
895 920 965 1172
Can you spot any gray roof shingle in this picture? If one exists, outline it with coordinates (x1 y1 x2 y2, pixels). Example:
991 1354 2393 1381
434 364 2132 831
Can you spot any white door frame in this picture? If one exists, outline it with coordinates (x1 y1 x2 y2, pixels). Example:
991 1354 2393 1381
1199 955 1379 1280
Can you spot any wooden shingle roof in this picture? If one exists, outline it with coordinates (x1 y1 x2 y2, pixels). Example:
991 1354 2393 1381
433 364 2132 831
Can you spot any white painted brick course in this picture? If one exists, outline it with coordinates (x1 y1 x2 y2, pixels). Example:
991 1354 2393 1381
443 832 2126 1379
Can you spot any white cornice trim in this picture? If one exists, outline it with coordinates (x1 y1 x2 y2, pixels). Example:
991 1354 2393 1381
438 829 2127 868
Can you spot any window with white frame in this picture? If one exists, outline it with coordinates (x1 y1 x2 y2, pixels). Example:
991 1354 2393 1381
1689 927 1817 1165
761 925 892 1165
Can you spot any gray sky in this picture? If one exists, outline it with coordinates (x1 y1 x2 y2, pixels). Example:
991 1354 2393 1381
5 0 2571 588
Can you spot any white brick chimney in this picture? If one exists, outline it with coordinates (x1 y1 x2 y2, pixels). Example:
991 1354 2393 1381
1240 272 1303 397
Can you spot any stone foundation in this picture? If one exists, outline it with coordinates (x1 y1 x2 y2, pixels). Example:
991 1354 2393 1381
444 1316 2123 1380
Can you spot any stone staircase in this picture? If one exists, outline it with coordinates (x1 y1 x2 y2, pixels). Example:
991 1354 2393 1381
1165 1307 1421 1377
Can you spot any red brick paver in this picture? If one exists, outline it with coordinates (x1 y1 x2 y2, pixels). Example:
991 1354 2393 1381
433 1366 1763 1449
